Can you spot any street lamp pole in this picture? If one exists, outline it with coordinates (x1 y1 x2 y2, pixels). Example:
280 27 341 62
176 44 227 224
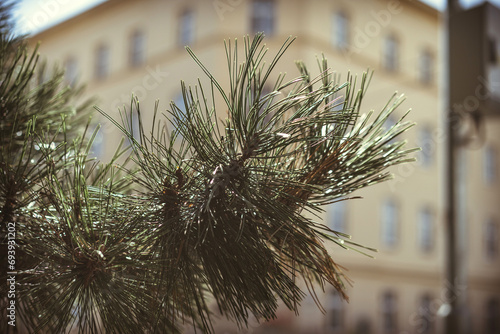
445 1 460 333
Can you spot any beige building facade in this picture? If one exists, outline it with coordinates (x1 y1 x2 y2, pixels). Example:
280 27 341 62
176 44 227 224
27 0 499 333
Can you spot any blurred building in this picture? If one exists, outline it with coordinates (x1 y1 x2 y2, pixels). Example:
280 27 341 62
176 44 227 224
26 0 500 333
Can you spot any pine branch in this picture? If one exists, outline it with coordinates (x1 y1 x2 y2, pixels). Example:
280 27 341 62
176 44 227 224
96 33 418 332
0 4 94 332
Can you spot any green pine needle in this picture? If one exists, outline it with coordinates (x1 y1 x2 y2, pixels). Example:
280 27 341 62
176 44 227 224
95 33 417 332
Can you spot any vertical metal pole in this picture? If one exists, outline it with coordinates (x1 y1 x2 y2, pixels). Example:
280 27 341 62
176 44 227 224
445 0 459 333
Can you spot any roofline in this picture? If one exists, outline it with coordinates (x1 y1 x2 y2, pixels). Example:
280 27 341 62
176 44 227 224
27 0 128 42
401 0 441 18
28 0 441 42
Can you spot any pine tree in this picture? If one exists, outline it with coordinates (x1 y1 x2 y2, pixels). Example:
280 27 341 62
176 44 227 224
1 2 92 332
1 3 417 333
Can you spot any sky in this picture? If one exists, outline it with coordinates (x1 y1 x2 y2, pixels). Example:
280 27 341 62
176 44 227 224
421 0 500 8
13 0 106 35
12 0 500 35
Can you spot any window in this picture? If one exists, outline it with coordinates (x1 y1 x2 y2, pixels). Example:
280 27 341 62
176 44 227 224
95 44 109 79
179 9 194 46
251 0 275 35
485 298 500 334
174 92 187 115
418 126 434 167
488 37 500 97
333 11 349 49
37 65 47 85
419 294 434 334
327 291 344 332
381 291 398 334
130 30 145 67
418 207 434 253
90 125 104 158
420 49 433 84
383 115 397 131
381 200 398 248
355 317 372 334
383 114 398 144
250 85 274 124
126 108 140 146
484 218 498 260
322 95 346 137
330 200 347 233
383 35 399 71
172 92 188 135
483 145 497 184
64 57 77 86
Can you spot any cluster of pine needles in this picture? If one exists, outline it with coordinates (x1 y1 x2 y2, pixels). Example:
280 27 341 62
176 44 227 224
1 27 418 334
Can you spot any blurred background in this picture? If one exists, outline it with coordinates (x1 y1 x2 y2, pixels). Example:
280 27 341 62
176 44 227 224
12 0 500 333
